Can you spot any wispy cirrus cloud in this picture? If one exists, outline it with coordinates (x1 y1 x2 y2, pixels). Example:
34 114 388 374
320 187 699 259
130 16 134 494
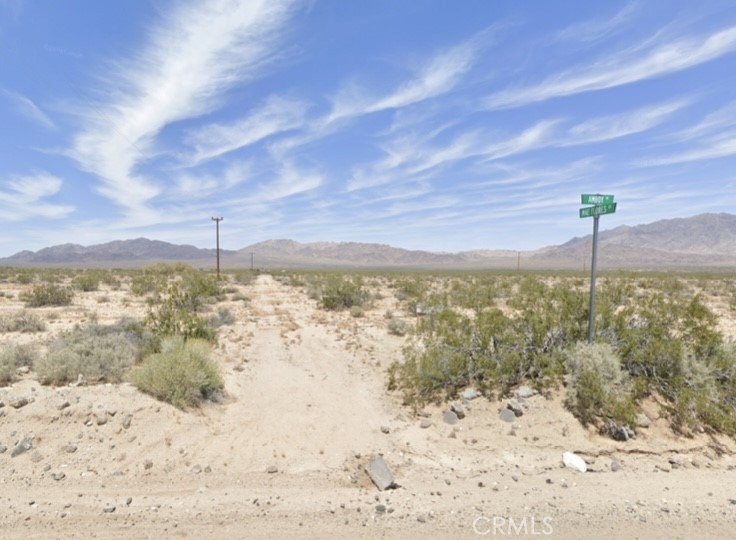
69 0 298 217
1 89 55 129
252 162 323 203
639 134 736 166
555 2 638 43
637 100 736 165
665 100 736 142
327 34 483 124
184 95 307 166
562 99 688 145
0 173 73 220
485 25 736 109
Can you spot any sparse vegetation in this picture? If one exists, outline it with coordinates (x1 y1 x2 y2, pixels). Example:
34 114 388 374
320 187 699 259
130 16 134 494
72 271 101 292
20 283 74 307
320 276 369 311
36 322 142 385
131 336 223 409
387 317 410 336
1 265 736 439
564 342 636 427
388 272 736 438
0 310 46 332
137 264 223 342
0 345 37 384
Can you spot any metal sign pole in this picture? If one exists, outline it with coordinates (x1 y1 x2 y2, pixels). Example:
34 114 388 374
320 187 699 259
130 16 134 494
587 215 600 343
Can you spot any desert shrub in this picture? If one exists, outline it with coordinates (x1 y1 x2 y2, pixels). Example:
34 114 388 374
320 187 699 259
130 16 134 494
206 306 235 328
320 277 369 310
130 272 166 296
388 307 521 404
20 284 73 307
387 318 410 336
350 305 364 318
0 345 37 384
129 262 193 296
0 349 16 385
564 342 636 426
36 322 141 385
392 278 428 313
72 271 101 292
131 337 223 409
15 271 35 284
178 270 222 310
232 292 250 303
232 270 257 285
145 281 216 342
0 311 46 332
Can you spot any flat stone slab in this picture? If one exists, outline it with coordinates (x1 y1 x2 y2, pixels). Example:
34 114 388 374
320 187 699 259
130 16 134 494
443 410 459 425
499 408 516 423
365 456 395 491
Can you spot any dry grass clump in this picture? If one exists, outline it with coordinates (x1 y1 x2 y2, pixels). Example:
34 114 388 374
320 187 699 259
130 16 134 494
36 322 141 385
387 318 410 336
564 342 636 427
0 311 46 332
0 345 38 385
131 336 223 409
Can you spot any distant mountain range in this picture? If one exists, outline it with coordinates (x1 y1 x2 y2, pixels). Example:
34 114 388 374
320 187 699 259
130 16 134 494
2 213 735 270
2 238 234 266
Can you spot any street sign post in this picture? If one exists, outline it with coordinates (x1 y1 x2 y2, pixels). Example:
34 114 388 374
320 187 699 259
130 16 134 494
581 194 614 205
579 194 617 343
579 202 616 218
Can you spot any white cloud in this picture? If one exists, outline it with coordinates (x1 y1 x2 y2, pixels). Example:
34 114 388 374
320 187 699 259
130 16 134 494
555 2 637 43
563 99 688 145
170 160 251 199
185 95 307 166
252 162 323 202
666 100 736 142
0 173 73 220
1 89 55 129
640 134 736 166
69 0 297 216
485 25 736 109
327 35 481 123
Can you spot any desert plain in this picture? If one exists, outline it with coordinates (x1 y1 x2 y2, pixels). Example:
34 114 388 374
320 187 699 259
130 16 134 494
1 270 736 540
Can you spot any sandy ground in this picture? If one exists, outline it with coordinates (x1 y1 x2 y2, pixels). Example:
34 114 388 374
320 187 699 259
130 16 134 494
2 274 736 539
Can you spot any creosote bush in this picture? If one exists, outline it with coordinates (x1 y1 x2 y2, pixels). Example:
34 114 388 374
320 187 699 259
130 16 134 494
139 265 222 342
388 272 736 438
72 271 101 292
20 284 73 307
131 336 223 409
320 276 369 311
145 281 217 342
389 278 587 405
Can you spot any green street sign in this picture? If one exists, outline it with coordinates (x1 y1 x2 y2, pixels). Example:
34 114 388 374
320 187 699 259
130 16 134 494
581 194 614 205
580 202 617 218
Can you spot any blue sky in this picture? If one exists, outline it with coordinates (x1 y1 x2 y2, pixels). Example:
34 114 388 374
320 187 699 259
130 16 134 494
1 0 736 256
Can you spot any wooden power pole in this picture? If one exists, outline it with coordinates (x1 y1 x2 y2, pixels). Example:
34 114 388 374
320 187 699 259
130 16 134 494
211 217 223 279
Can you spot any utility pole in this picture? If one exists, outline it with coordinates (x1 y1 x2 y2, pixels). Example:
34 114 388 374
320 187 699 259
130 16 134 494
211 217 223 279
